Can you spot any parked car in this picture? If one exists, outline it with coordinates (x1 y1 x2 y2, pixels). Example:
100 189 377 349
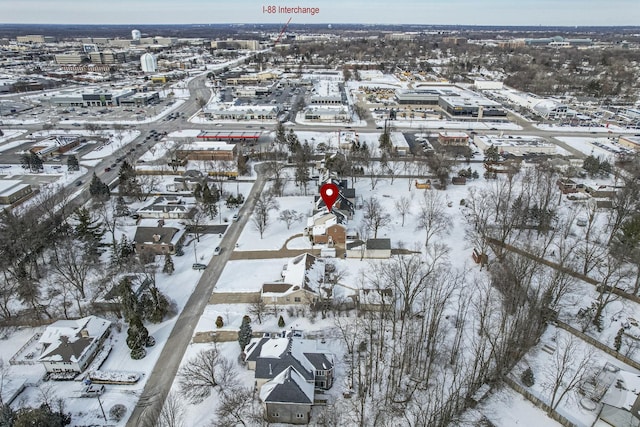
232 214 239 222
192 263 207 270
213 246 221 256
80 384 105 397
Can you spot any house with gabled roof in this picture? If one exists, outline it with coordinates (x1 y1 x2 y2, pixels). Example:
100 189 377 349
244 331 335 425
133 226 185 255
304 212 347 246
594 369 640 427
260 366 314 424
37 315 111 374
260 253 325 305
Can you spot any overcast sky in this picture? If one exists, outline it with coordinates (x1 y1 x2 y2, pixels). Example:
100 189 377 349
1 0 639 26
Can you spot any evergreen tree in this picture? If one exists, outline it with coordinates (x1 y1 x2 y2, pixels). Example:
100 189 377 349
116 234 135 264
126 314 149 350
13 404 70 427
216 315 224 328
118 160 139 196
201 184 218 219
193 182 203 200
484 145 501 163
89 172 110 202
614 327 624 352
286 129 300 153
140 287 171 323
278 315 285 328
521 367 535 387
66 155 79 172
163 253 175 275
20 153 31 170
117 276 138 322
238 315 252 351
114 196 130 217
74 207 104 243
378 130 392 153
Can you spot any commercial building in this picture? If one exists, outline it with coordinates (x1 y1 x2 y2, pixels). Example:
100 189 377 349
16 35 55 44
202 105 279 121
141 53 158 73
41 87 161 107
437 131 470 146
176 140 238 162
619 136 640 151
439 95 506 117
303 106 349 123
0 181 33 205
54 53 88 65
211 39 261 50
474 135 556 156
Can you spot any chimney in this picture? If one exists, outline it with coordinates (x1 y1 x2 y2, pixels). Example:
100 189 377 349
80 329 90 338
269 363 272 376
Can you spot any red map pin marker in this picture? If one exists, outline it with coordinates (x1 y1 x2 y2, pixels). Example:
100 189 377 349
320 183 339 212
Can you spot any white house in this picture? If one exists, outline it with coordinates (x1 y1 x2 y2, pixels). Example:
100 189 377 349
37 316 111 373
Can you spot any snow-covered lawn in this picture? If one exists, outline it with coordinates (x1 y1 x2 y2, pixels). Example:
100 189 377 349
237 195 314 251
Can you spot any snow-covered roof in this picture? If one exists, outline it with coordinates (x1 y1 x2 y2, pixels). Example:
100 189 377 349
38 316 111 364
601 370 640 416
282 253 324 293
259 366 314 404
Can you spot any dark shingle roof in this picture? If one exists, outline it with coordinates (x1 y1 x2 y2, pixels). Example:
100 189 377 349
255 354 313 382
303 352 333 371
366 238 391 250
133 227 179 245
262 367 313 404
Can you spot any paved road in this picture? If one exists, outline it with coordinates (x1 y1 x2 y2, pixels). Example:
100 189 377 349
126 164 267 427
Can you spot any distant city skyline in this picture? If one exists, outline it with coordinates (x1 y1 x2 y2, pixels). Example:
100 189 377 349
1 0 639 26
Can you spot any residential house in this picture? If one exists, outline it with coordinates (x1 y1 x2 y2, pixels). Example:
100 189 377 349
136 196 196 219
346 238 392 259
133 226 185 255
245 331 335 425
594 369 640 427
37 316 111 373
260 367 313 424
304 212 346 246
357 287 394 312
261 253 325 305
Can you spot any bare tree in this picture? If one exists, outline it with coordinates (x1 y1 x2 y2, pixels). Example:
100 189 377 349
157 392 184 427
417 190 451 249
394 196 411 227
252 192 279 239
49 237 98 306
543 334 594 410
178 345 238 404
363 197 391 239
278 209 302 230
215 387 263 427
248 295 267 324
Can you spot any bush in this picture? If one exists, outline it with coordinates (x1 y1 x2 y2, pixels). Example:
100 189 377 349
521 367 535 387
109 404 127 421
278 315 285 328
131 348 147 360
216 316 224 328
145 336 156 347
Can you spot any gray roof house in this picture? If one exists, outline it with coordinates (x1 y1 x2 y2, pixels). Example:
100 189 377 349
244 331 335 425
37 316 111 374
259 367 314 424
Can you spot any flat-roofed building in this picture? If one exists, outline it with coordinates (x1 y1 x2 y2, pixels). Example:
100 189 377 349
304 106 349 123
438 131 469 146
474 135 556 156
439 95 506 117
619 136 640 151
0 180 33 205
54 53 88 65
176 140 237 161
